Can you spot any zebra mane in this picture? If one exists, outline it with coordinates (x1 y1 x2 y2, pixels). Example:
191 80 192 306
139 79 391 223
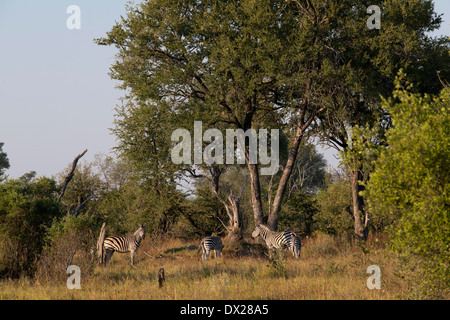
255 224 271 239
257 224 270 231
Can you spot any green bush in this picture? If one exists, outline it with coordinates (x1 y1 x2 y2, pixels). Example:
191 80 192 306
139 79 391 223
0 177 62 278
366 85 449 299
279 191 318 237
314 179 354 236
36 213 98 283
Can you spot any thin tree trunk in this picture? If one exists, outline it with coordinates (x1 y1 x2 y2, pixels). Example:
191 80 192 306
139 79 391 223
247 163 264 226
350 163 368 241
267 103 318 231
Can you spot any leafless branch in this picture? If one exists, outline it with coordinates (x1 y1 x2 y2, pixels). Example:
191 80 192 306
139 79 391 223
57 149 87 203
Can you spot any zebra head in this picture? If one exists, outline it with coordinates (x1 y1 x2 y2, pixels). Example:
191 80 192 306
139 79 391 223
252 224 271 240
252 224 262 238
134 224 145 240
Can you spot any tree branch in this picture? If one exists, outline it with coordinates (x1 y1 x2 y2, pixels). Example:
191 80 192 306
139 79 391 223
57 149 87 203
71 194 93 216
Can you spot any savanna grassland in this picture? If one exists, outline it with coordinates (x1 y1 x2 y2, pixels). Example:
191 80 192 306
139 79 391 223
0 233 408 300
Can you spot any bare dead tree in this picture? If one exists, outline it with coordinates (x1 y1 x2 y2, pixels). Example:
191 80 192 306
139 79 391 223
210 168 248 244
57 149 88 203
96 222 107 264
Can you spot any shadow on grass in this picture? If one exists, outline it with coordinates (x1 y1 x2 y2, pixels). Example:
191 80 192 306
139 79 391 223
163 244 198 255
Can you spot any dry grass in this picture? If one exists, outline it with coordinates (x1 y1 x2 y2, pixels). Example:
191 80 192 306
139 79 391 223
0 234 409 300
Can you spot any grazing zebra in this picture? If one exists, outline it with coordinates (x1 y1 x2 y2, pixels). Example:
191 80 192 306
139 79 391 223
103 224 145 266
252 224 301 259
198 236 224 260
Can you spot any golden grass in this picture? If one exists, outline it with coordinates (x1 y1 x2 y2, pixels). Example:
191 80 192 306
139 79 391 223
0 234 409 300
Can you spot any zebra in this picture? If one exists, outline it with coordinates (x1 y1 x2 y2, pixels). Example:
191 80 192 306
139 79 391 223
198 236 224 260
252 224 301 259
103 224 145 266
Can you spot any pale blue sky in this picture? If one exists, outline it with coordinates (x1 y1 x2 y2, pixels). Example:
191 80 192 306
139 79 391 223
0 1 449 178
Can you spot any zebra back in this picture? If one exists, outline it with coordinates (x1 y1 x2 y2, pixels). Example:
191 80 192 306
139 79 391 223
199 236 224 260
200 236 223 250
252 224 295 250
104 224 145 253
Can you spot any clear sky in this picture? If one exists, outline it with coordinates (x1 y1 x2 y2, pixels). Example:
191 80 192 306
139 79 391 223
0 0 449 178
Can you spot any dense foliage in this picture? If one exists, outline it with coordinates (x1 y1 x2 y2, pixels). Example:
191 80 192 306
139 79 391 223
366 84 449 298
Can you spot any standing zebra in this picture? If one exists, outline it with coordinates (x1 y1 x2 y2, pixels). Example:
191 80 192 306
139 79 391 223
103 224 145 266
198 236 224 260
252 224 301 259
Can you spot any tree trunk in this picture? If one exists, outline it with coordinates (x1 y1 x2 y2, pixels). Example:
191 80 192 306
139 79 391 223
350 164 369 241
96 222 107 264
247 163 264 226
267 103 316 231
225 198 243 244
267 123 304 230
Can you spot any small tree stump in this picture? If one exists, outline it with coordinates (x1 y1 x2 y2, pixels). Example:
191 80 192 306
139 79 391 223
96 222 107 264
158 268 165 288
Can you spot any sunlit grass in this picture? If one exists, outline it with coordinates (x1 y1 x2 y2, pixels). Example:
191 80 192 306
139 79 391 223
0 234 408 300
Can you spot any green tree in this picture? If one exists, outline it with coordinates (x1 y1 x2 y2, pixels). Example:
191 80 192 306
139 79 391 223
314 175 354 236
313 0 449 240
95 0 329 232
279 191 319 237
96 0 449 235
0 177 63 278
286 143 327 196
57 161 103 216
0 142 10 179
366 84 449 298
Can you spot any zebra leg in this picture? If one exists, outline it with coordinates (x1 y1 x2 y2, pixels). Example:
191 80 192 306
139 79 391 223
130 249 136 266
289 245 296 258
267 244 274 259
105 249 114 266
296 245 301 259
294 243 300 259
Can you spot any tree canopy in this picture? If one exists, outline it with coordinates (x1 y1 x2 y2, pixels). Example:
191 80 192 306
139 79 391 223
96 0 449 235
0 142 10 179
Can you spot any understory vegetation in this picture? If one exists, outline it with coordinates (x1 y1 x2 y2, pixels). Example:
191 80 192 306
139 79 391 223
0 234 408 300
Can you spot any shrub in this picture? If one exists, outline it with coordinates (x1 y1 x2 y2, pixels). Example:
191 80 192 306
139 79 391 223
366 85 449 299
314 179 354 236
0 177 62 278
35 213 97 283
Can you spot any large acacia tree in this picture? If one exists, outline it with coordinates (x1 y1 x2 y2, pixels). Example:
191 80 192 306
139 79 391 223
96 0 449 235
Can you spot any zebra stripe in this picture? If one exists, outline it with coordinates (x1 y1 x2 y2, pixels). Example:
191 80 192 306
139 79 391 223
290 233 302 259
104 224 145 266
198 236 224 260
252 224 301 259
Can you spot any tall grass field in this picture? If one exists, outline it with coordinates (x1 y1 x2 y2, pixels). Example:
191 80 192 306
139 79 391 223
0 234 409 300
